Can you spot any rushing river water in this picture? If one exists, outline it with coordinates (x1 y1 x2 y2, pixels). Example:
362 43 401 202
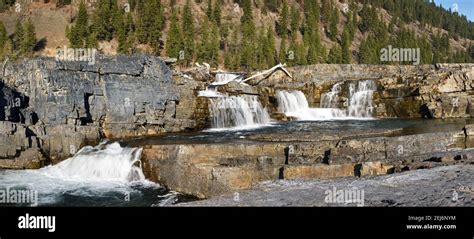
0 142 195 207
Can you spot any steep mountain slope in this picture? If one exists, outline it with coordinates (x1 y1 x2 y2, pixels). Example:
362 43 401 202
0 0 472 70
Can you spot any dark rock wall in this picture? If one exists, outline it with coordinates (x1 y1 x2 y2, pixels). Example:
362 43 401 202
0 55 208 168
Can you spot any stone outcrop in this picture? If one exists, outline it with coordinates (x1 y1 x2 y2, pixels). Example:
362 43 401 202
0 55 209 168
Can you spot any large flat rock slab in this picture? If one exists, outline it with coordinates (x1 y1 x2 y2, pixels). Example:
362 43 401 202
178 164 474 206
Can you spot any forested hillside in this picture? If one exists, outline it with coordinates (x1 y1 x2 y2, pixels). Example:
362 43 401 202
0 0 473 70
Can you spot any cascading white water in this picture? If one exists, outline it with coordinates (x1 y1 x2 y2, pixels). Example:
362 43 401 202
211 73 242 86
198 87 224 98
277 90 344 120
199 73 271 130
320 82 342 108
209 95 270 129
277 80 376 120
198 73 243 98
277 91 309 113
0 142 160 206
41 142 145 182
347 80 376 118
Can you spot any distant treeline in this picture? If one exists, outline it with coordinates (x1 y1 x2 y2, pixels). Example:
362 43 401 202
0 0 473 69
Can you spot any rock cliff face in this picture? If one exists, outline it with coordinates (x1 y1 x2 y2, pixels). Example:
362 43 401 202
0 55 208 168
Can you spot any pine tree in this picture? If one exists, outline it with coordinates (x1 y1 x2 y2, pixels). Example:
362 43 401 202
0 21 7 55
209 22 220 67
240 0 256 69
279 38 287 64
321 0 332 23
290 5 300 38
86 32 98 48
198 18 210 64
166 9 183 59
359 34 378 64
225 26 241 70
117 12 135 54
212 0 222 26
256 28 266 69
111 1 122 37
328 44 342 63
117 13 127 54
328 6 339 41
347 11 355 42
277 0 289 37
68 0 90 48
92 0 113 41
296 41 307 65
13 19 24 50
21 19 37 55
287 35 298 66
182 0 195 65
136 0 162 47
341 27 351 63
304 0 324 64
207 0 213 19
265 26 277 66
76 0 89 42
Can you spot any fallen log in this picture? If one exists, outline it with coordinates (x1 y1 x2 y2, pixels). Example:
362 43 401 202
240 63 293 84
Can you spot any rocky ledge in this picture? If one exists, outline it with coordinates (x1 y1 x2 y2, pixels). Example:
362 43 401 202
140 122 474 198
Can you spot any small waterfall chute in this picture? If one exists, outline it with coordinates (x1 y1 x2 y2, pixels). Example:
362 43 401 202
200 73 271 130
347 80 376 118
209 95 270 129
41 142 146 182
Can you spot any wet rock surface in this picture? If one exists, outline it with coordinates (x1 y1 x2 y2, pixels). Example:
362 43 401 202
178 164 474 206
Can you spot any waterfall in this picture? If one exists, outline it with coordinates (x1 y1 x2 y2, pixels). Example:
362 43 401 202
211 73 242 86
277 91 309 113
320 82 342 108
0 142 161 206
209 95 270 129
198 86 224 98
198 73 243 98
199 73 270 130
347 80 376 118
277 90 344 120
41 142 145 182
277 80 376 120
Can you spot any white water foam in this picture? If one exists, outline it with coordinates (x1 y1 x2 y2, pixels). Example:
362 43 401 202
209 95 271 130
277 80 376 120
199 73 271 130
0 142 158 206
211 73 242 86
